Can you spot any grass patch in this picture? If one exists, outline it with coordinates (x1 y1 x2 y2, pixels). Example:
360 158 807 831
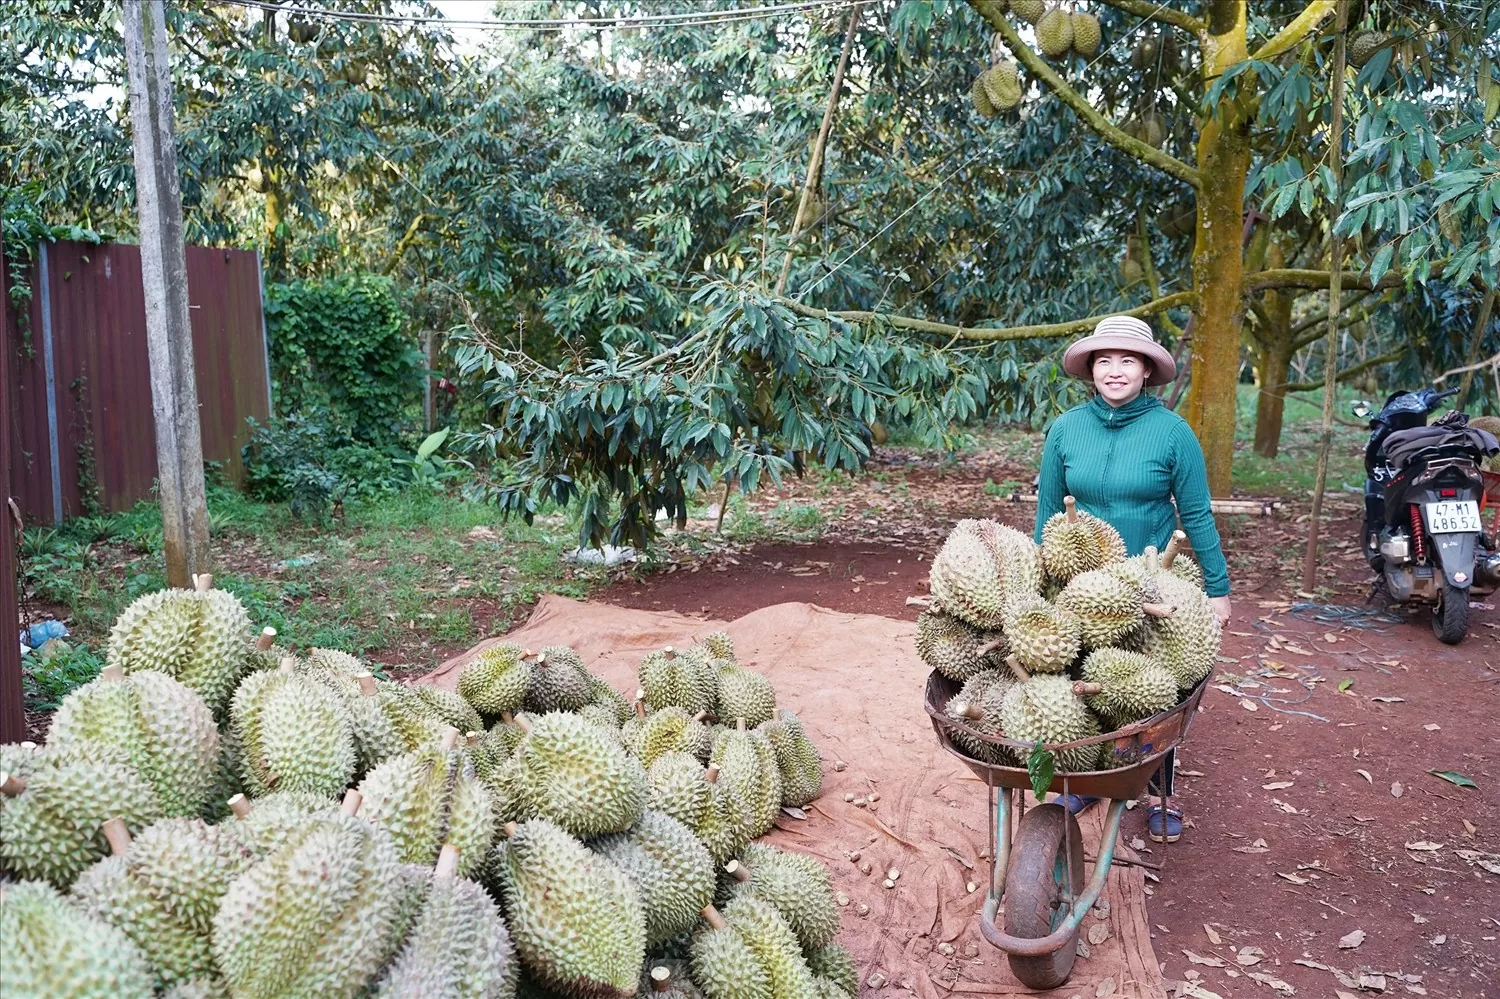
1231 384 1367 498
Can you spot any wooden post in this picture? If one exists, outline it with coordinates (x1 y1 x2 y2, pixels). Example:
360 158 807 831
123 0 210 588
423 330 435 432
0 215 27 742
1302 0 1350 593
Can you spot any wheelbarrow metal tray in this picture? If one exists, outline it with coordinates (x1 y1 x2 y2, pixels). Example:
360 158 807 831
924 670 1209 800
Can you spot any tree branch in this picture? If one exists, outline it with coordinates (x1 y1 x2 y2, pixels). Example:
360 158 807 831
1093 0 1204 33
1286 288 1381 340
1244 267 1410 292
778 290 1197 342
1291 302 1374 351
1284 346 1403 393
968 1 1202 189
1250 0 1337 62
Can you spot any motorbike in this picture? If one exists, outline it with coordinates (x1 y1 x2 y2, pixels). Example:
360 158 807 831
1356 387 1500 644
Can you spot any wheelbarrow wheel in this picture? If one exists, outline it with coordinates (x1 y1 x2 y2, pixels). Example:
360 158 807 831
1003 802 1086 990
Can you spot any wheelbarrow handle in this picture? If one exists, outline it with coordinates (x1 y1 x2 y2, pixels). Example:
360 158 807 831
980 799 1128 958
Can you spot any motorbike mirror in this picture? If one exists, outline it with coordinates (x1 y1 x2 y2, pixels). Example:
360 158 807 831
1352 401 1372 419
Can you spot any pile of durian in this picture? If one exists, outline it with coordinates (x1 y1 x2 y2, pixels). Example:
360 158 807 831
0 577 853 999
922 498 1221 771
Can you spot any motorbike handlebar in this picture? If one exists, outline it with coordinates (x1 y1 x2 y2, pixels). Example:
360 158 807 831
1433 387 1460 401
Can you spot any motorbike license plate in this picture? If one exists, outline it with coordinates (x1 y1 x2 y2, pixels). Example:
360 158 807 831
1425 500 1481 534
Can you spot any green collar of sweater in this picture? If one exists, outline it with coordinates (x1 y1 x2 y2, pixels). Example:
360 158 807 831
1087 392 1162 428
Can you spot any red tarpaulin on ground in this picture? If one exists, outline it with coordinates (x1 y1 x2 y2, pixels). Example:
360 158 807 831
423 595 1168 998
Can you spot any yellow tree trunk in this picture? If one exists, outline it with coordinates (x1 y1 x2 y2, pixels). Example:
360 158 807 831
1182 1 1251 496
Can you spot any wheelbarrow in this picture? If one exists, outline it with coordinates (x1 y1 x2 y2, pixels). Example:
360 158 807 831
924 670 1210 989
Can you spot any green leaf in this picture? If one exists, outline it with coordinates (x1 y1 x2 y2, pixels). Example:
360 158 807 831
1338 678 1354 692
1427 770 1477 789
1027 742 1055 799
415 427 451 461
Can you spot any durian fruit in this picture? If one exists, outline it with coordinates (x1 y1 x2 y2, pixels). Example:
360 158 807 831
1161 530 1206 590
512 711 646 837
372 679 447 753
458 644 533 719
304 647 367 675
228 659 357 798
1078 649 1178 729
970 72 998 118
356 728 495 878
46 665 219 817
222 789 340 857
0 746 163 887
1035 7 1074 57
1003 594 1082 673
484 755 536 827
472 714 527 779
298 669 405 774
491 819 646 999
629 704 714 767
998 659 1101 772
915 609 1007 681
1040 496 1127 583
524 646 593 713
759 709 822 807
594 810 715 947
106 576 253 716
1070 11 1101 56
694 897 820 999
943 674 1017 766
709 722 782 838
372 843 518 999
642 964 705 998
981 61 1023 112
1011 0 1045 23
1140 571 1221 688
713 662 777 729
578 701 627 734
693 764 754 866
700 631 736 662
1057 568 1174 650
0 879 154 998
805 943 859 997
242 627 285 672
414 684 485 735
160 978 230 999
640 647 716 715
645 751 714 829
928 519 1007 629
1348 29 1388 68
587 673 635 726
213 791 402 999
725 843 839 952
70 817 252 987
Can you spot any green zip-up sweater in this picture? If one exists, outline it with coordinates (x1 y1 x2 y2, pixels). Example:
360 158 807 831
1034 394 1230 597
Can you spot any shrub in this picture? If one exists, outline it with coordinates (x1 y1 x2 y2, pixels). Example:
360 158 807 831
243 409 405 519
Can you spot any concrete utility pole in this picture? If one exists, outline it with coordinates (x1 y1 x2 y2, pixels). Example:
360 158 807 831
124 0 210 587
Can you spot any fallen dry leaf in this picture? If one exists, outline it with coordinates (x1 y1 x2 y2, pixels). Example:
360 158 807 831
1391 781 1404 798
1236 946 1265 966
1463 818 1477 837
1423 723 1441 731
1404 841 1443 852
1181 984 1227 999
1277 871 1311 884
1338 928 1366 949
1262 781 1295 790
1096 977 1117 997
1204 924 1222 945
1183 949 1226 968
1355 769 1373 784
1233 837 1271 854
1240 698 1260 712
1088 921 1110 946
1371 695 1405 703
1248 971 1295 995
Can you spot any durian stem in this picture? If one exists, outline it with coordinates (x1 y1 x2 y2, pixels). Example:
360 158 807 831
633 693 648 720
18 741 36 750
953 701 984 722
465 731 483 746
227 794 251 818
256 627 277 651
1005 655 1031 683
434 843 460 879
501 821 519 838
193 573 214 592
1162 531 1187 569
650 967 673 992
724 860 751 883
735 717 747 732
513 713 533 735
975 637 1007 659
100 664 125 682
704 763 722 785
0 772 25 796
1063 495 1078 524
340 789 363 817
278 656 296 672
1145 546 1162 574
693 710 710 724
1142 602 1177 619
102 817 132 856
1072 681 1104 697
356 673 378 696
701 905 728 930
663 645 677 659
439 726 460 751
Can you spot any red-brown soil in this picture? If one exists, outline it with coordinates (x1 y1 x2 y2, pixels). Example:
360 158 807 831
601 465 1500 997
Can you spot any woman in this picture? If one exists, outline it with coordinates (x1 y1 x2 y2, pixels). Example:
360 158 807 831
1034 315 1232 843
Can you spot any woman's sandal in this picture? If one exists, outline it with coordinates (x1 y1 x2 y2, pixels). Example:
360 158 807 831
1057 794 1100 815
1145 804 1183 843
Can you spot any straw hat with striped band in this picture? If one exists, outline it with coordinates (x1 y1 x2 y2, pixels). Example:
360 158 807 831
1061 315 1177 387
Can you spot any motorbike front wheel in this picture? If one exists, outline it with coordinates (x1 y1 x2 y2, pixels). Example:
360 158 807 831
1433 582 1469 645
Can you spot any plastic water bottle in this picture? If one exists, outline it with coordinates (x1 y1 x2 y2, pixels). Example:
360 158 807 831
20 619 68 649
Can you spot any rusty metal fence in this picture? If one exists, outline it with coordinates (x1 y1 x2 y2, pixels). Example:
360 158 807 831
3 239 271 525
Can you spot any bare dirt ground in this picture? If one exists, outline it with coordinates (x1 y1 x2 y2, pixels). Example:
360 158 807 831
602 444 1500 998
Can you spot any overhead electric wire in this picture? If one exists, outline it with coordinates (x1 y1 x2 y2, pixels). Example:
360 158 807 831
214 0 859 32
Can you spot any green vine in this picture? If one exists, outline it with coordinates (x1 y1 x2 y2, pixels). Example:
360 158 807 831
2 184 103 357
69 374 103 517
